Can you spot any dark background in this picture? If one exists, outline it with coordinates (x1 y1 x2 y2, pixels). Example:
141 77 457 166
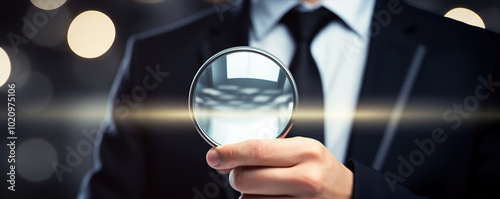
0 0 498 198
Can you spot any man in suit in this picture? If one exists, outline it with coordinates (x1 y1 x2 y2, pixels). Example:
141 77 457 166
78 0 500 198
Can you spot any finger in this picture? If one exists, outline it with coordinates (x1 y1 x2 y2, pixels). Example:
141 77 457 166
207 137 320 169
229 166 314 196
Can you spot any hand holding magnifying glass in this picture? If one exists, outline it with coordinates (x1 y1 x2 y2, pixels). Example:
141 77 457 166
188 47 354 198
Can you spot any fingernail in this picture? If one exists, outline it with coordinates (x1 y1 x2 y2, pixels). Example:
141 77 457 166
207 149 221 167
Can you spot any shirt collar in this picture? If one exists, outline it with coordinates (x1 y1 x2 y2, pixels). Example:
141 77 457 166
250 0 375 40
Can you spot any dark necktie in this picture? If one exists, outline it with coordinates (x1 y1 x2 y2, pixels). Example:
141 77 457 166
281 7 336 143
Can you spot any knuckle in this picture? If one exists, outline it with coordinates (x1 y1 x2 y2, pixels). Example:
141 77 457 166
302 139 325 160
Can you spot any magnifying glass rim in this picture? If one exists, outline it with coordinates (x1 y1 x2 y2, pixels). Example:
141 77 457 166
188 46 299 147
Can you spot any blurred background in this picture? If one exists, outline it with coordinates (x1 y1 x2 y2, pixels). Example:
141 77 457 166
0 0 498 198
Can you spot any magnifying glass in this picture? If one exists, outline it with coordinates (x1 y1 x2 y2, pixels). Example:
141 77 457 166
189 46 298 147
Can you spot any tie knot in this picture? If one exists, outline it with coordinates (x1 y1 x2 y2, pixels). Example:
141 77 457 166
281 7 336 43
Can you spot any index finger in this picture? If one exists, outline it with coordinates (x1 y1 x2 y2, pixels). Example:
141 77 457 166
206 137 320 170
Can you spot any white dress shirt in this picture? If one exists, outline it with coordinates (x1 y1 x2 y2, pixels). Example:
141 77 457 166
249 0 375 163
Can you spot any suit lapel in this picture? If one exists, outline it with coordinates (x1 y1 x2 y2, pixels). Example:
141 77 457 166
345 0 421 166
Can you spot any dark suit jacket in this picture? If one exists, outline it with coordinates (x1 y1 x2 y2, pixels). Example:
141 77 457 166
78 0 500 198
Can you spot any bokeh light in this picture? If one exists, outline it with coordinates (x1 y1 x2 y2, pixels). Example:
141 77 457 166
445 7 485 29
31 0 66 10
67 10 116 58
0 48 32 92
17 138 58 182
0 47 11 87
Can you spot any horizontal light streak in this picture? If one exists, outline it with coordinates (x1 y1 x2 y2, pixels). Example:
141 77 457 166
21 106 498 124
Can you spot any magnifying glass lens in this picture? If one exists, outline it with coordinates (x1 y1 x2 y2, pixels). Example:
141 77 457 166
189 47 298 147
